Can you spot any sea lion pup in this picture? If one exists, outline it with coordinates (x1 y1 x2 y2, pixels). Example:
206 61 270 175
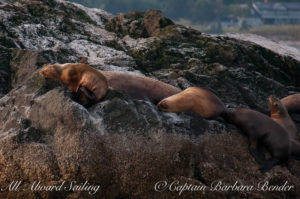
39 62 108 102
281 94 300 114
157 87 225 120
268 95 298 139
222 108 292 173
40 61 181 104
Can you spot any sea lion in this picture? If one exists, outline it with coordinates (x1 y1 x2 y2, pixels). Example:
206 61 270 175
39 62 181 105
268 95 298 139
40 63 108 102
100 70 181 104
222 108 292 173
281 93 300 114
157 87 225 120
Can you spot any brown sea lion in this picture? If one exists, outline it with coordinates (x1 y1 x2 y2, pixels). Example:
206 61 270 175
100 71 181 104
40 63 108 102
157 87 225 120
268 95 298 139
281 94 300 114
39 62 181 105
222 108 292 173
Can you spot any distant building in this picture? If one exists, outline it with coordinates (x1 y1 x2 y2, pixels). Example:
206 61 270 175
252 2 300 24
220 16 240 28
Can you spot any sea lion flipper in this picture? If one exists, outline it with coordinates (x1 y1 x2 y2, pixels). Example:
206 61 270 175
79 86 97 101
259 158 280 173
68 83 80 92
250 148 266 165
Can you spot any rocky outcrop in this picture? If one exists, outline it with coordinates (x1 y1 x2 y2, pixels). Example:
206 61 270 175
105 9 174 39
0 0 300 198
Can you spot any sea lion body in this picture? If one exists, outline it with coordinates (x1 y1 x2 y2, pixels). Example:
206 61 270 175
101 71 180 104
268 96 298 139
281 94 300 114
157 87 225 119
40 63 180 105
223 108 291 172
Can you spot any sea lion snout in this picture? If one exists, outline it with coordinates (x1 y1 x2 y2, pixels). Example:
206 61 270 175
157 100 169 110
39 64 62 79
39 68 46 76
39 65 50 76
268 95 279 108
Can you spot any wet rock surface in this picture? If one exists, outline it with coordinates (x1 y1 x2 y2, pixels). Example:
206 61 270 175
0 0 300 198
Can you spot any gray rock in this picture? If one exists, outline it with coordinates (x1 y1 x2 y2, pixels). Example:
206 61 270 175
0 0 300 198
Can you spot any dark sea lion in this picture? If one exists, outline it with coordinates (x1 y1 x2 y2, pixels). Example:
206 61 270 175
268 95 298 139
222 108 292 173
157 87 225 120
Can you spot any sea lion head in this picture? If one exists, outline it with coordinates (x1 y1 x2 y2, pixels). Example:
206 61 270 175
40 63 83 92
39 63 64 79
157 95 187 113
40 63 81 79
268 95 287 117
40 56 88 79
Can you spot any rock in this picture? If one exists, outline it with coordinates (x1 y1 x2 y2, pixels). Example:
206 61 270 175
0 45 11 97
10 49 40 87
105 9 174 38
143 9 174 37
0 0 300 198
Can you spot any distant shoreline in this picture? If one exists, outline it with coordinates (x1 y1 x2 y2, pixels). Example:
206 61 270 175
179 21 300 52
279 41 300 52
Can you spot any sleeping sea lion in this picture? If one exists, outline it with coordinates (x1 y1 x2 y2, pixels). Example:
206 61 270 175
39 62 108 102
39 62 180 105
157 87 225 120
